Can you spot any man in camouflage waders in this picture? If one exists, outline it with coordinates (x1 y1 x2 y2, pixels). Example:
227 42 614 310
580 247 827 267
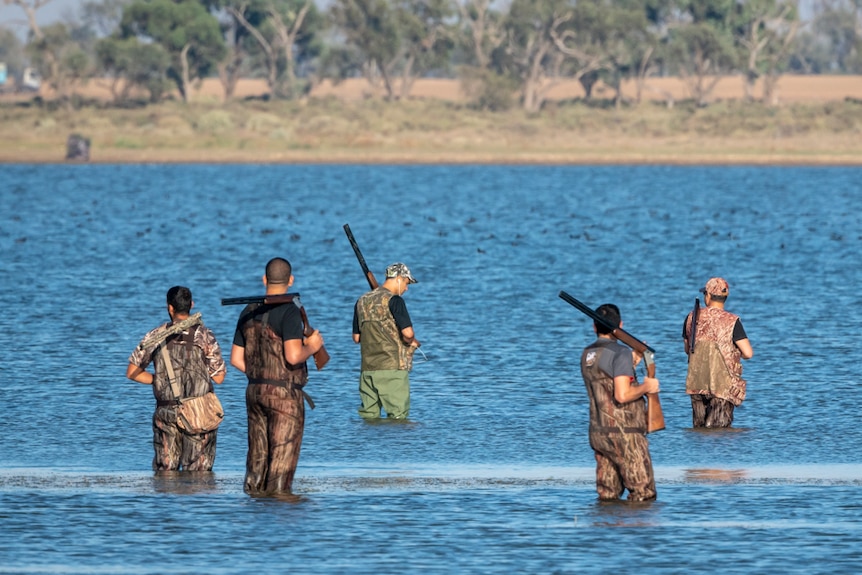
230 257 324 495
352 262 421 420
580 304 659 502
683 277 754 428
127 286 226 471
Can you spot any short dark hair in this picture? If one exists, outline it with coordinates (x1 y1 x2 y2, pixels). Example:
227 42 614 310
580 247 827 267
167 286 192 314
710 294 727 303
265 257 292 284
594 303 621 335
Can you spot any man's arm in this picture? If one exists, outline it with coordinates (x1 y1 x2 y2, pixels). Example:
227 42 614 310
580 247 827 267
400 326 419 347
126 363 154 385
230 344 246 373
735 338 753 359
284 332 323 365
733 319 753 359
613 375 660 404
390 296 419 347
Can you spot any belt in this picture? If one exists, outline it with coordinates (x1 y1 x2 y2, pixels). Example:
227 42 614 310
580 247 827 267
590 425 646 434
156 399 181 407
248 379 315 410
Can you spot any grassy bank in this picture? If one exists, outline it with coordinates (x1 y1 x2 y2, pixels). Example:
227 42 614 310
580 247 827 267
2 97 862 164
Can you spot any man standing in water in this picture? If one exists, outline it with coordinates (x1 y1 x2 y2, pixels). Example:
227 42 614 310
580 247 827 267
683 277 753 428
581 303 659 502
230 257 324 495
352 263 420 420
126 286 226 471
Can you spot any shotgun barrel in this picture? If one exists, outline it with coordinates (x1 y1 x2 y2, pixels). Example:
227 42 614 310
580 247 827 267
221 292 329 371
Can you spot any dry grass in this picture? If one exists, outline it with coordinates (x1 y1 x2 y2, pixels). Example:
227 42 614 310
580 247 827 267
1 76 862 164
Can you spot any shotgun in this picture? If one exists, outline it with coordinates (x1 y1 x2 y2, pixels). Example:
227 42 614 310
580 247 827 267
137 312 203 352
221 292 330 371
343 223 379 290
687 297 700 360
559 290 665 433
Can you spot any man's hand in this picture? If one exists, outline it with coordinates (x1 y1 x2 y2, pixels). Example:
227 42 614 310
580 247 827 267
304 329 324 354
642 376 660 395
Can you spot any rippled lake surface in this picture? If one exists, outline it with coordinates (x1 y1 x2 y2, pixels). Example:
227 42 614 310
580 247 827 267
1 164 861 573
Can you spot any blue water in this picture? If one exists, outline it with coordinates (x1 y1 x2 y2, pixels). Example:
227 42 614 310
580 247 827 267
1 164 861 573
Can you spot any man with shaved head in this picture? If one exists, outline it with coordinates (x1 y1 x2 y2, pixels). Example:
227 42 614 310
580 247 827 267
231 257 325 495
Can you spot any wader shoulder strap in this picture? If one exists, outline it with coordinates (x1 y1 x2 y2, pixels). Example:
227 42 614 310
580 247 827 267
159 344 182 401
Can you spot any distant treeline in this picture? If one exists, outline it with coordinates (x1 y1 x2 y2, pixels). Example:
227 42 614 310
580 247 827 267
0 0 859 111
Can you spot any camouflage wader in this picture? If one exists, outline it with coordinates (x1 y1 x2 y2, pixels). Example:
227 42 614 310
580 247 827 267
581 340 656 502
150 325 220 471
152 406 217 471
355 287 414 419
689 393 735 428
239 305 309 495
245 384 304 494
684 307 745 428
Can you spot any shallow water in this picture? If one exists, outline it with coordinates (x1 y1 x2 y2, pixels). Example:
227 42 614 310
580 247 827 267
1 164 861 572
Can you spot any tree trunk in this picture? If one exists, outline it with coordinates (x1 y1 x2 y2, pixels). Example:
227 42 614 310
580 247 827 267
229 4 278 96
180 43 191 102
272 0 310 97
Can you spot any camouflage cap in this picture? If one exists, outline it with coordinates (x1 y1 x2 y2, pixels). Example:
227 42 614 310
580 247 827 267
385 262 417 283
702 277 729 297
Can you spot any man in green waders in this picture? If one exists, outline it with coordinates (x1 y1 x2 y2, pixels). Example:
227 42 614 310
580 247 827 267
352 263 421 419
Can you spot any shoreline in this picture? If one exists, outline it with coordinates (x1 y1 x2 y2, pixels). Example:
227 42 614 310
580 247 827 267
3 151 861 166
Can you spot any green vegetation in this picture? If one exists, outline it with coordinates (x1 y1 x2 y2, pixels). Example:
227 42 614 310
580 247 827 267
1 0 859 113
3 97 861 163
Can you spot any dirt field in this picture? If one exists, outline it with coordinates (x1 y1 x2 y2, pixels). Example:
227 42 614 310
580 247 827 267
11 74 862 104
2 75 861 164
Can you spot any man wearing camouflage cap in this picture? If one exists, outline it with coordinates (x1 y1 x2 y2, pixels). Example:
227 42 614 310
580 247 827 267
682 277 754 428
352 263 421 419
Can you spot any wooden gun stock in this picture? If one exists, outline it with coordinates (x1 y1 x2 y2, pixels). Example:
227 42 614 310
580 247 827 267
559 290 665 433
299 306 330 371
221 292 329 371
343 223 379 289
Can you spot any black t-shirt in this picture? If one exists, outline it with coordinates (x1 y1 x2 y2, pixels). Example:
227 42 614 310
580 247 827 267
352 295 412 335
233 302 304 347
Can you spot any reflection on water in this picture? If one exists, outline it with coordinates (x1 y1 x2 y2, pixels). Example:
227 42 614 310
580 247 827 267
1 164 862 572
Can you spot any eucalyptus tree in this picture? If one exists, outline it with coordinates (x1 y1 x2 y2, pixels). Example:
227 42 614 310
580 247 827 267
806 0 862 73
733 0 800 103
329 0 401 98
223 0 322 98
666 0 738 105
329 0 451 100
500 0 614 112
395 0 455 98
455 0 504 68
2 0 50 40
26 23 90 100
0 27 26 82
559 0 655 107
95 36 170 102
120 0 226 102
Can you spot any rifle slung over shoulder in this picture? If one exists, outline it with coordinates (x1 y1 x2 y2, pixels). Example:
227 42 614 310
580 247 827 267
138 312 203 351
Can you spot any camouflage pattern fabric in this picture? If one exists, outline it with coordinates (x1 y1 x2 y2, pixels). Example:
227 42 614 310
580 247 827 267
581 340 656 502
684 307 746 404
356 287 414 372
238 306 309 495
244 384 305 495
128 322 226 402
153 406 217 471
128 320 226 471
690 393 735 428
589 429 656 501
